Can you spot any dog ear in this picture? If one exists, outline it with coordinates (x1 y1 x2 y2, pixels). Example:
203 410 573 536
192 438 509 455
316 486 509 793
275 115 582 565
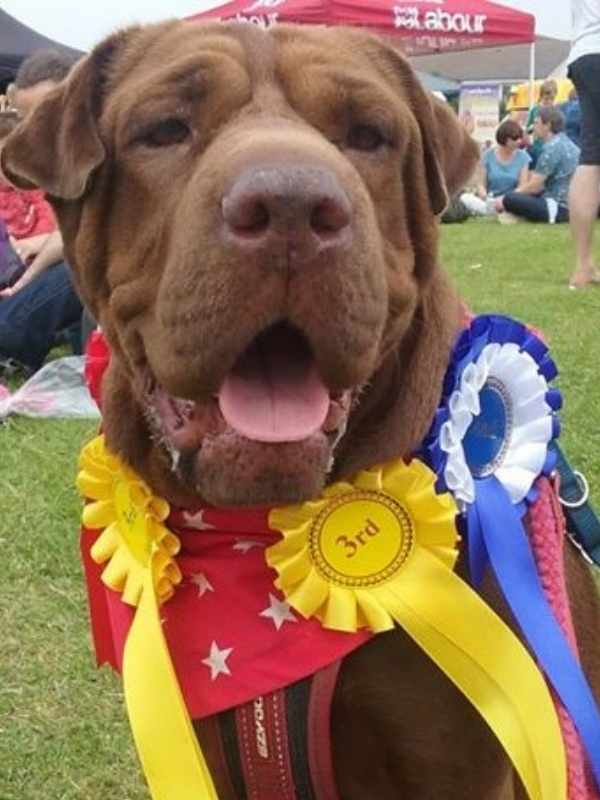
404 85 451 217
0 34 131 200
364 38 479 215
430 97 480 201
397 65 479 216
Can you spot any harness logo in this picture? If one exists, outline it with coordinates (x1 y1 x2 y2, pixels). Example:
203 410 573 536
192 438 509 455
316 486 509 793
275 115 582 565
253 697 269 758
394 6 487 35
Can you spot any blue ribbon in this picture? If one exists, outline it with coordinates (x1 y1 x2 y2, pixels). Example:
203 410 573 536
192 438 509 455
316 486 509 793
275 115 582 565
471 476 600 788
421 314 600 791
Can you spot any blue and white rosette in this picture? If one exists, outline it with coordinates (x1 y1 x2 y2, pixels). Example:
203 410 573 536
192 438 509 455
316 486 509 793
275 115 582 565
423 314 600 789
428 315 561 530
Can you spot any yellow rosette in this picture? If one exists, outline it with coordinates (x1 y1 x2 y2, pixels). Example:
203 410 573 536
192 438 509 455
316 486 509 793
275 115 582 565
267 459 566 800
77 435 219 800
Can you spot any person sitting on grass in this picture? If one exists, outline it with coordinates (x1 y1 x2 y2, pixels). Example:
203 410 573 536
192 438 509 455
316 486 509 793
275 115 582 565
460 119 531 216
0 110 57 289
0 49 83 376
561 88 582 148
525 79 558 169
496 107 580 224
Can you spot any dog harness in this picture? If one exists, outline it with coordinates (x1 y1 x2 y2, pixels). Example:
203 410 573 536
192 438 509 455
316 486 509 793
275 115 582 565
79 317 600 800
193 662 342 800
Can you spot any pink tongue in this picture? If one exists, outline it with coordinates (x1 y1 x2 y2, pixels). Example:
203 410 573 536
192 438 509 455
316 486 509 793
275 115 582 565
218 335 330 443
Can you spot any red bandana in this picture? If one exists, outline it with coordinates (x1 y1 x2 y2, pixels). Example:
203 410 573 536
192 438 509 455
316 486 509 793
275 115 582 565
82 505 371 720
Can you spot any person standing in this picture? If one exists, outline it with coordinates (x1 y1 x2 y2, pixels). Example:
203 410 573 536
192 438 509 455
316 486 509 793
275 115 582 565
567 0 600 289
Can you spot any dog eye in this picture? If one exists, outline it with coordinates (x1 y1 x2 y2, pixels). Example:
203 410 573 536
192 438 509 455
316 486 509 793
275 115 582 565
136 118 191 148
346 124 386 152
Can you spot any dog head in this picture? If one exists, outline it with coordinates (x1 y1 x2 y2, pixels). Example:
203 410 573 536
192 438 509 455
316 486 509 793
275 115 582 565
2 21 478 507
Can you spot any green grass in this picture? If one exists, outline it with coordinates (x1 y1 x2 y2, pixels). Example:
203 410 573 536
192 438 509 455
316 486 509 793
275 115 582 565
0 219 599 799
0 420 147 800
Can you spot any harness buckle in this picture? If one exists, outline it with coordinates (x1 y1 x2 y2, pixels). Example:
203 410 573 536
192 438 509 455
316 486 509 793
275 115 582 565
558 470 590 509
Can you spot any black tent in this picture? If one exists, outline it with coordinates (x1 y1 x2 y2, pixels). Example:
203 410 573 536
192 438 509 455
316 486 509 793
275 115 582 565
0 9 83 87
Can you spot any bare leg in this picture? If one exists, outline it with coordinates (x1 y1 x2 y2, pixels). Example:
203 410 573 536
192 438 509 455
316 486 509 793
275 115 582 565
569 164 600 286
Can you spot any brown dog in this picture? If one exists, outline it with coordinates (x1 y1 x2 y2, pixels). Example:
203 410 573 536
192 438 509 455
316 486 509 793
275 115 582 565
3 20 600 799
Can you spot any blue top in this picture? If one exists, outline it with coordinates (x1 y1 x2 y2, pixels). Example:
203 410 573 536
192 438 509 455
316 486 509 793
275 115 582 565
535 133 581 206
483 148 531 196
560 99 582 147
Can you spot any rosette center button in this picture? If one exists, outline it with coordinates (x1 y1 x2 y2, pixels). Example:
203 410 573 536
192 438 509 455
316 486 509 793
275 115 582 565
310 491 415 587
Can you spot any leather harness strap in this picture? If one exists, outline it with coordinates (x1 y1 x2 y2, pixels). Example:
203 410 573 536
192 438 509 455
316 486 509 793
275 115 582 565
551 443 600 566
194 661 341 799
194 714 239 800
235 689 299 800
308 661 342 800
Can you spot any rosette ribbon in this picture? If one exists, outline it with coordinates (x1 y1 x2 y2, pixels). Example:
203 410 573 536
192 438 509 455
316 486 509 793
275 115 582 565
424 314 600 790
77 435 219 800
267 458 566 800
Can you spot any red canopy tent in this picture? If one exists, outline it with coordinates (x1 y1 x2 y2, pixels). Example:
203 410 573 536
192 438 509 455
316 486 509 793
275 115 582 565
187 0 535 56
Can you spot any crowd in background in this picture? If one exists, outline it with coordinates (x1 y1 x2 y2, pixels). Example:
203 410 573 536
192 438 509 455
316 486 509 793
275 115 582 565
460 79 584 227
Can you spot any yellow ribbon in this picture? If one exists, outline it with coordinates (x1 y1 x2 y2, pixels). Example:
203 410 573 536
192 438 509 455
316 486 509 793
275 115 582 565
267 459 566 800
77 435 219 800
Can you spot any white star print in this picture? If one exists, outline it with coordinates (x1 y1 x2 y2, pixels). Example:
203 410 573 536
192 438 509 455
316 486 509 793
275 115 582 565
201 641 233 681
259 593 297 631
232 539 264 554
182 510 215 530
189 572 214 598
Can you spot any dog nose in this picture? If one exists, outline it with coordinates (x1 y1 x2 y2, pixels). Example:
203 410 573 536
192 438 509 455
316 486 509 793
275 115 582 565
221 165 352 261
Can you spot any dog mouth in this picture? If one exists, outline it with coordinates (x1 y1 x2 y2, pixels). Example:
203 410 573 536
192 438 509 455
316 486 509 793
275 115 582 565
146 322 353 470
